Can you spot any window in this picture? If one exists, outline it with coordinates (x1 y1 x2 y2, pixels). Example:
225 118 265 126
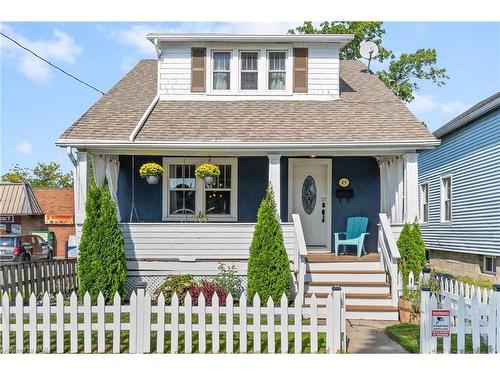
484 256 496 275
212 51 231 90
240 52 258 90
441 176 452 222
168 164 196 215
164 158 237 221
268 51 286 90
420 183 429 223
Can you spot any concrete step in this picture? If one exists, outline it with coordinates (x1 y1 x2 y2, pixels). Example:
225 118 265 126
345 305 399 321
304 281 391 295
305 270 387 283
302 302 399 321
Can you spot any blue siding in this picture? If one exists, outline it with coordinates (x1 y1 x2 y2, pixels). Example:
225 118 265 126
419 109 500 256
332 157 380 251
238 157 268 222
118 155 163 222
116 155 380 251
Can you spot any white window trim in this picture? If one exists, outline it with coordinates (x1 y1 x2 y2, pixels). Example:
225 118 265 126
483 256 496 275
419 182 429 224
162 157 238 222
239 50 259 92
440 174 452 224
211 50 232 91
267 50 288 92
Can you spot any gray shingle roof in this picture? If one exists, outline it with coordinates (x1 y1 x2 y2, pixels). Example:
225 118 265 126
0 183 44 216
59 59 436 144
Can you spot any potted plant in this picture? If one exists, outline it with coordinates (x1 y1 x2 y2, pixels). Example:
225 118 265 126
139 162 164 184
195 162 220 187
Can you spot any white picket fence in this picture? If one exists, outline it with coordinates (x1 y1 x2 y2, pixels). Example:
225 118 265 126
0 288 346 354
420 286 500 354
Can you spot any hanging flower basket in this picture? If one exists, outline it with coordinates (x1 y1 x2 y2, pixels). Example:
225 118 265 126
195 163 220 187
139 162 164 184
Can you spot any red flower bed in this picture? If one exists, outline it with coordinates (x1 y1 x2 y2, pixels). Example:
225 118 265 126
190 280 228 306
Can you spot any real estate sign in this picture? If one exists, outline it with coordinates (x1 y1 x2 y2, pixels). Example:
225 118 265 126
431 309 451 337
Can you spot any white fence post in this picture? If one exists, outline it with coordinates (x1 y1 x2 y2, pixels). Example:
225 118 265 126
419 287 430 354
1 292 10 353
494 285 500 354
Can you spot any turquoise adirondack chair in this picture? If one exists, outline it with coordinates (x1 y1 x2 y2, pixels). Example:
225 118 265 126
334 216 369 257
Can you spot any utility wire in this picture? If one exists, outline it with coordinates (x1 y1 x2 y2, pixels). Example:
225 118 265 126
1 31 105 95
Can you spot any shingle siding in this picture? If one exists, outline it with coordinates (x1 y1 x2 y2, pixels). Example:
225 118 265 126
419 109 500 256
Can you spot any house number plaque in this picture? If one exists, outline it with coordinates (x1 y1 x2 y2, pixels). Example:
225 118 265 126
338 178 350 188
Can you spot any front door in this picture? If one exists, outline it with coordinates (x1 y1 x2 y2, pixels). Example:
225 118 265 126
289 159 331 250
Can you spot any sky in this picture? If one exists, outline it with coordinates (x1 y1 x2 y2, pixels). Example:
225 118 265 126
1 22 499 175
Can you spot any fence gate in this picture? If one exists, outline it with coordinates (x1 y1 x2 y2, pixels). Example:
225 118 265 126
419 286 500 354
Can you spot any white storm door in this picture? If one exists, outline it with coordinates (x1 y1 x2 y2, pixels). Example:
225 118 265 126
289 159 331 249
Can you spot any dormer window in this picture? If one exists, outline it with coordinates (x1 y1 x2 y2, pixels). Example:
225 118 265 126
240 52 258 90
268 51 286 90
213 51 231 90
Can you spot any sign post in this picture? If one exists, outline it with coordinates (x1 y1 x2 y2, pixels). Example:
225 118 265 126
431 309 451 337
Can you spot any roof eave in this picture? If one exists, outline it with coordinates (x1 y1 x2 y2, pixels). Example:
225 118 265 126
433 96 500 138
56 138 440 152
146 33 354 48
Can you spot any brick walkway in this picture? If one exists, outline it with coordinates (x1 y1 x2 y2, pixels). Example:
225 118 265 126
346 320 408 353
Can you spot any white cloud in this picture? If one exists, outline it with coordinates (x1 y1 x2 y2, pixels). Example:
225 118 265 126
103 22 297 56
408 94 469 117
16 141 32 154
0 24 83 83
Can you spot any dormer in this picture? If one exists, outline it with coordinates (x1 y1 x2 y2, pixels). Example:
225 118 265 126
147 33 354 101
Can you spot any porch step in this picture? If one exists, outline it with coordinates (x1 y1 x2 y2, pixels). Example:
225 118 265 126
304 292 393 306
345 305 399 321
304 281 390 295
305 270 387 283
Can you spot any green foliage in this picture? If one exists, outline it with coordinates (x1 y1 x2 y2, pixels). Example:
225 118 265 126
154 274 197 304
194 163 220 178
139 162 164 177
398 223 426 296
212 263 243 299
247 186 292 304
1 162 73 187
77 184 127 302
434 270 494 290
289 21 448 102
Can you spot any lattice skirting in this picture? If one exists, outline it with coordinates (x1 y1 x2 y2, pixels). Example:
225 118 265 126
125 275 249 298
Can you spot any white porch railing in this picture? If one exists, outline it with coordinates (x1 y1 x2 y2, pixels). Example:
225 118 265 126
292 214 308 305
377 213 401 306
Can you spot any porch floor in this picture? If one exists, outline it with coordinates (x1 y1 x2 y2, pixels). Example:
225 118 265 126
306 252 380 263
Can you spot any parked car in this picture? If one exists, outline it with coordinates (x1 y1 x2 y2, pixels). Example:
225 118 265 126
0 234 54 262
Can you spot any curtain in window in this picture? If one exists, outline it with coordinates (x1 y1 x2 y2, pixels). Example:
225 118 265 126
379 157 404 223
213 52 230 90
268 52 286 90
106 155 121 221
92 154 106 187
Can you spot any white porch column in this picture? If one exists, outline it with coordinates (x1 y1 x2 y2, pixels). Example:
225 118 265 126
268 154 281 219
403 153 419 223
74 151 89 225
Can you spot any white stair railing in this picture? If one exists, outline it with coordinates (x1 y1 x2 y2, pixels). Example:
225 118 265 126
377 213 401 306
292 214 308 305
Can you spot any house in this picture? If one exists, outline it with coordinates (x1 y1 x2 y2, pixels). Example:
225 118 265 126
57 33 439 319
0 183 75 257
418 92 500 283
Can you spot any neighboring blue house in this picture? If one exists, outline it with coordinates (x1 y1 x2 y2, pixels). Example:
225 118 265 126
419 92 500 283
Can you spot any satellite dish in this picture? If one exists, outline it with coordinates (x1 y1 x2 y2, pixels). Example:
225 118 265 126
359 41 379 72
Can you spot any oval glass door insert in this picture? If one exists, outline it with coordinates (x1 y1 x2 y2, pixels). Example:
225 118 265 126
302 175 317 215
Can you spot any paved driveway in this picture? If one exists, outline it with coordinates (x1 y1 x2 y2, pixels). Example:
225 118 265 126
346 320 408 354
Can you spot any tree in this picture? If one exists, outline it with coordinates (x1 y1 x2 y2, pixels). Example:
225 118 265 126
247 186 292 304
78 183 127 302
289 21 448 102
397 222 426 294
1 162 73 187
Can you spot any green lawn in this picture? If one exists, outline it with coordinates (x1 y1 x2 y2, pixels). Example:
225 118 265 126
2 313 329 354
385 323 489 354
